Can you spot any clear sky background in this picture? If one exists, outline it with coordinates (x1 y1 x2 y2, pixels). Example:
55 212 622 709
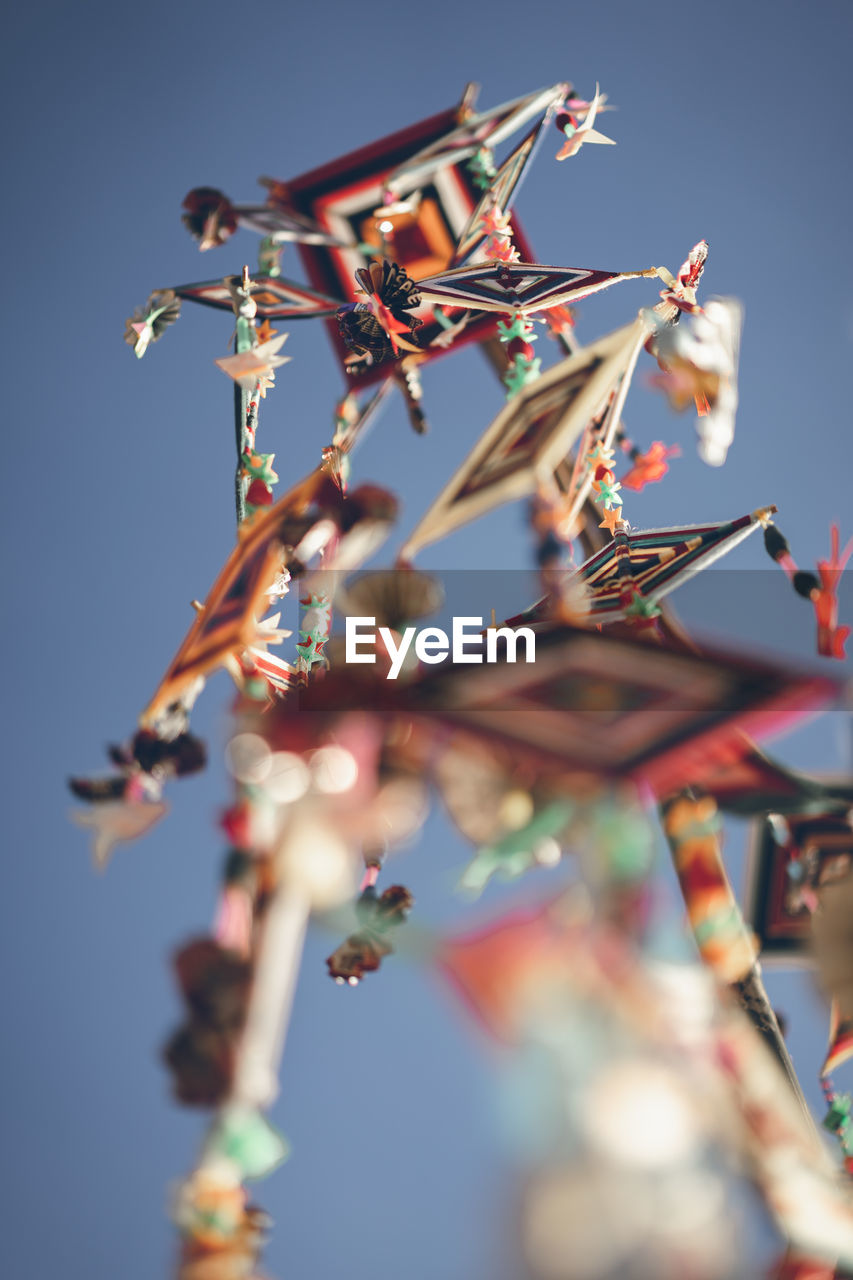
2 1 853 1275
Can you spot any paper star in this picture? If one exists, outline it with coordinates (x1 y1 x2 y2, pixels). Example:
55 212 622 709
294 634 328 668
252 373 277 399
251 612 292 651
254 319 278 345
72 798 168 869
598 506 625 535
503 353 542 397
479 208 518 263
241 451 278 486
468 146 497 190
486 236 520 264
215 333 290 391
460 799 574 893
265 570 291 600
585 441 616 471
624 591 661 621
480 206 513 240
593 477 623 508
497 312 536 344
470 201 519 263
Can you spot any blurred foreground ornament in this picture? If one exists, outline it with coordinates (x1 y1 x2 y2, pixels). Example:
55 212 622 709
71 793 169 869
746 806 853 962
326 884 414 985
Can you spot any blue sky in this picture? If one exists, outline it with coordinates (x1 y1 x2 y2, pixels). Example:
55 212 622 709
2 1 852 1275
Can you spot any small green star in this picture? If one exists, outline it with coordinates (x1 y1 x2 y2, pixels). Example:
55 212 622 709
295 630 328 668
595 478 623 508
624 592 661 620
585 442 615 471
299 594 330 612
242 450 278 486
503 353 541 398
468 147 497 190
497 312 535 344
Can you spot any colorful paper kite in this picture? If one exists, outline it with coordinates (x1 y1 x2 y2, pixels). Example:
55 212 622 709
401 623 840 797
172 273 344 319
573 508 775 621
401 320 646 557
413 259 661 313
265 93 540 382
